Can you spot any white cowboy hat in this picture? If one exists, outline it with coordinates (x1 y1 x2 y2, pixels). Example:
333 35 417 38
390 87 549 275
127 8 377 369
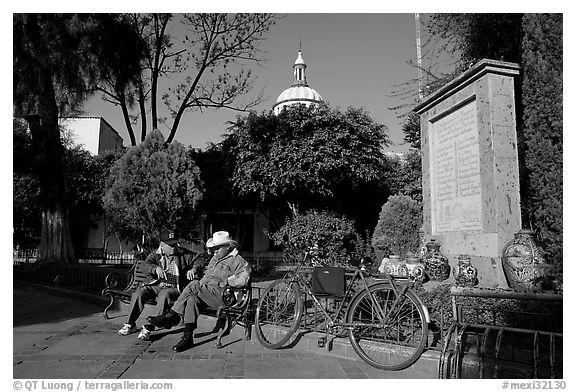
211 231 237 247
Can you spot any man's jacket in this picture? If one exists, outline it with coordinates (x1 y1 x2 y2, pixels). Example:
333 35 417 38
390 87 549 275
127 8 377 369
200 249 251 290
140 246 206 290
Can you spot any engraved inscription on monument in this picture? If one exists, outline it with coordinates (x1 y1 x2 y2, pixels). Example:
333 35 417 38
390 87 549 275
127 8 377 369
429 99 482 234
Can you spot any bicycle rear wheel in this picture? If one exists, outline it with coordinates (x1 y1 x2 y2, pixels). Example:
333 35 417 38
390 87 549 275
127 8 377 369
255 279 304 349
347 282 428 370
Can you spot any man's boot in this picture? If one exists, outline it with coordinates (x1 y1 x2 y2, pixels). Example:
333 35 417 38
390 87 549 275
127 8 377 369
147 310 181 329
173 324 195 352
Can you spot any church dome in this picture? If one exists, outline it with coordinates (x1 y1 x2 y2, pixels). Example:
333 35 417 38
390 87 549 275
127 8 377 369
273 50 323 115
274 86 323 113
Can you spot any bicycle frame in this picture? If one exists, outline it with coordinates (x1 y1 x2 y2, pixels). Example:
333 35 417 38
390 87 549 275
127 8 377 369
286 255 410 331
255 252 432 370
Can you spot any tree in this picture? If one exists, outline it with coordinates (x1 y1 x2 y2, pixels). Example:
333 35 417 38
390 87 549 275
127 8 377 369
230 104 390 215
96 13 277 146
13 14 143 264
103 130 204 246
386 150 423 204
402 112 421 150
389 14 524 120
425 14 524 69
13 174 42 249
372 194 422 261
13 118 34 174
521 14 563 267
188 137 244 214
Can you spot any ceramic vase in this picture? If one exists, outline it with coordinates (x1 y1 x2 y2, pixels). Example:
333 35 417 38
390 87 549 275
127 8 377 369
502 229 548 291
423 239 450 281
417 227 427 258
453 254 478 287
405 255 425 282
381 255 408 278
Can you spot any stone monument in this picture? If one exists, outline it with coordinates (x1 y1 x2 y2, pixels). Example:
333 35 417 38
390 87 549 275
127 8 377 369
414 59 522 287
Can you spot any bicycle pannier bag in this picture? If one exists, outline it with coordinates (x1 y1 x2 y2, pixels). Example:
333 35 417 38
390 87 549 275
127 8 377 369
311 267 346 297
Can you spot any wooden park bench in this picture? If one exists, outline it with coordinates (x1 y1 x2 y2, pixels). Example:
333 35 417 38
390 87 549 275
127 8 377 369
101 259 253 348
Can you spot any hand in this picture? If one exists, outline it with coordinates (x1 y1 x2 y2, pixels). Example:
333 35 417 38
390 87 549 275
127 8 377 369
155 266 166 280
186 270 196 280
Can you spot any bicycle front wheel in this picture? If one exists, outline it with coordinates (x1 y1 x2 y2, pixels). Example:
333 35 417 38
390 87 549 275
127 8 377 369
255 279 304 349
347 282 428 370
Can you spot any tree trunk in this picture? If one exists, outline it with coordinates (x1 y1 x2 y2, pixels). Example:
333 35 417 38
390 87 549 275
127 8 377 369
138 84 147 143
25 43 76 264
119 97 137 146
27 116 76 265
38 208 75 264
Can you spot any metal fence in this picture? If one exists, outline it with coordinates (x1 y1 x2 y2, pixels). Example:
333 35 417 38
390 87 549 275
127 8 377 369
13 262 115 295
14 248 137 266
244 255 287 272
439 287 563 378
13 248 39 264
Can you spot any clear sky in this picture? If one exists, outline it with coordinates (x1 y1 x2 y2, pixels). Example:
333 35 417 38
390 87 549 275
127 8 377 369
81 13 421 153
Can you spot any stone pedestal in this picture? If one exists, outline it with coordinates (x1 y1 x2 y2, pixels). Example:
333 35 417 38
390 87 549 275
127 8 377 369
414 59 522 288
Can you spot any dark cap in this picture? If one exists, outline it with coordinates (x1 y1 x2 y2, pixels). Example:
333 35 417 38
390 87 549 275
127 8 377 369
160 232 178 246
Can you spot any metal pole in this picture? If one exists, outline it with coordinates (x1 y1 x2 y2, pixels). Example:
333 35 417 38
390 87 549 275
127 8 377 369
415 13 424 101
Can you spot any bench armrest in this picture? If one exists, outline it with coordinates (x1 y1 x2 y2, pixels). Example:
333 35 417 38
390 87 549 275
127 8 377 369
221 284 251 308
104 271 132 290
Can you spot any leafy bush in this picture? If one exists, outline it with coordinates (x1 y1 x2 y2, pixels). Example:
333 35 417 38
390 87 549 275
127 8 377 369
371 194 422 260
268 210 361 266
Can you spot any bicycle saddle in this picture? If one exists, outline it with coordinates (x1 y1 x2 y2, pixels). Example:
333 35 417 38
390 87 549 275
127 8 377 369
360 256 374 267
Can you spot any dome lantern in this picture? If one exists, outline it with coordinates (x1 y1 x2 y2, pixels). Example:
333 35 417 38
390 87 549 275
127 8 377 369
292 51 307 86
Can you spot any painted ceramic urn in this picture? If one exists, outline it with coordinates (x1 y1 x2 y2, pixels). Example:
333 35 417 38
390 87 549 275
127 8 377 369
423 239 450 281
380 255 409 278
405 255 425 282
502 229 548 291
417 227 427 258
453 254 478 287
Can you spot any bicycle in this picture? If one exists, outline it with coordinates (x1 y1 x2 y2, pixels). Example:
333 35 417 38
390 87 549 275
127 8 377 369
254 253 431 370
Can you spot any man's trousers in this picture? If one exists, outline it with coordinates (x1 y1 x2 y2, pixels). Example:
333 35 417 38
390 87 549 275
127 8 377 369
171 280 223 329
127 285 180 326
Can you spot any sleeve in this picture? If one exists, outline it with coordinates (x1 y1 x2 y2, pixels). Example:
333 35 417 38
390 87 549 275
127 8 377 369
226 256 252 287
192 253 209 273
182 252 208 275
141 251 161 275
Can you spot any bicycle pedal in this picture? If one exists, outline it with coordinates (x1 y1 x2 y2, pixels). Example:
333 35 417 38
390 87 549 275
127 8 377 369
317 337 327 348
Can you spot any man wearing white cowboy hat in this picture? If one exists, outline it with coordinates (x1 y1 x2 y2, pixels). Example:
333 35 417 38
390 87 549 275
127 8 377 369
147 231 251 352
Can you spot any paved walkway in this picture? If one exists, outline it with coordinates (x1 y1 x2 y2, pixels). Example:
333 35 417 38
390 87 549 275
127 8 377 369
13 284 434 379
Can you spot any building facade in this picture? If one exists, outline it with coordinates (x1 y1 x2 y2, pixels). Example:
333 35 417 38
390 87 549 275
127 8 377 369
59 117 123 155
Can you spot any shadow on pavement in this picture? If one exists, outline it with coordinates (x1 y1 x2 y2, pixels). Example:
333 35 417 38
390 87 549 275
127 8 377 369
13 285 103 327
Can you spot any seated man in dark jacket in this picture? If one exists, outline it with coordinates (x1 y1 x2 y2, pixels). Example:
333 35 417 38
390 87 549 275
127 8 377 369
117 233 206 340
147 231 251 352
